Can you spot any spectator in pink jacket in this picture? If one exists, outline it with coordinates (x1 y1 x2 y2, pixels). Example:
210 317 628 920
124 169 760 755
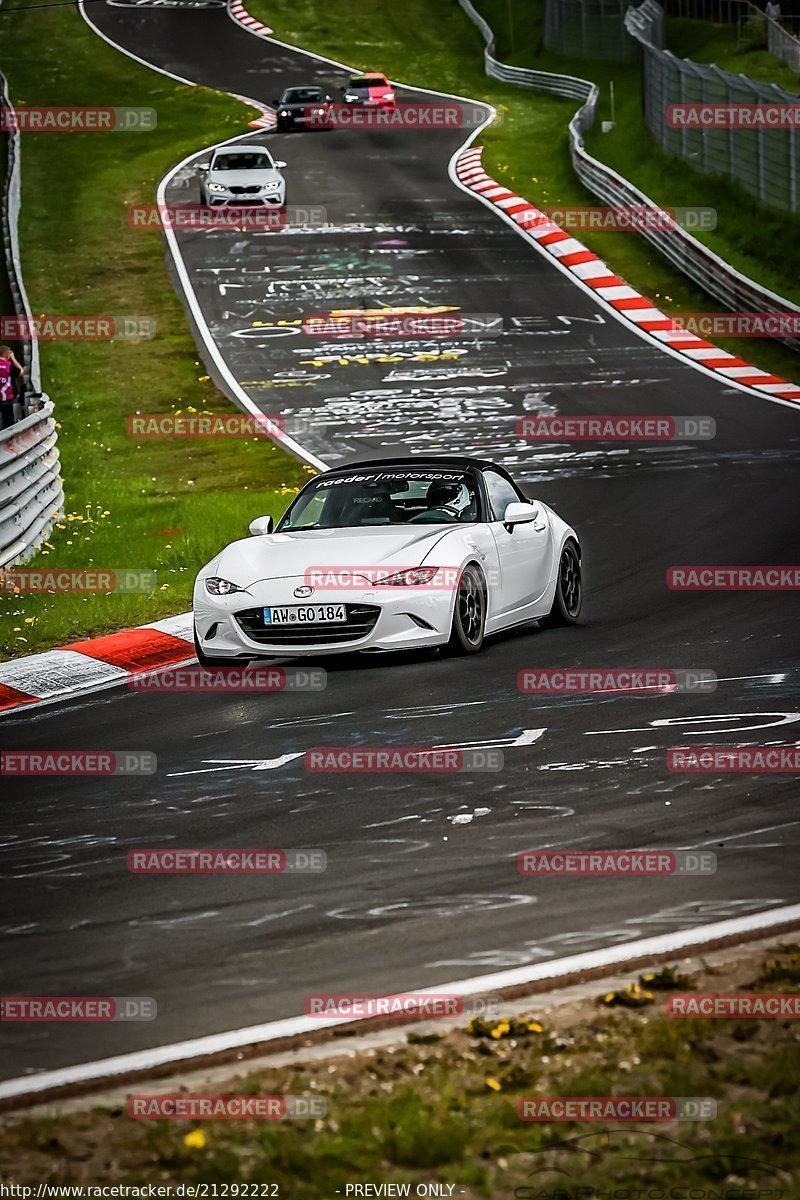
0 344 24 429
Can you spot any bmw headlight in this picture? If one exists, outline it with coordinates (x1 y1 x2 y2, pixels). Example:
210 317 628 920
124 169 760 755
207 182 226 193
262 181 280 191
312 107 326 115
205 577 245 596
279 109 291 116
344 93 359 102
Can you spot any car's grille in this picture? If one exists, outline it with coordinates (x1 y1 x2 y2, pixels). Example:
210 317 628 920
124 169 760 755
235 604 380 646
210 198 267 208
229 185 262 195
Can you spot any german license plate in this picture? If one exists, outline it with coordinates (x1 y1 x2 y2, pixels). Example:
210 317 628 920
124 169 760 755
264 604 346 625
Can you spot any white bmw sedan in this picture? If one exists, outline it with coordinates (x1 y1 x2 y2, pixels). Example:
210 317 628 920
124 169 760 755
198 145 287 207
193 456 581 665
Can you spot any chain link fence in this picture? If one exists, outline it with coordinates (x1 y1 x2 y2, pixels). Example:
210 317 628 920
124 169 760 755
628 0 799 212
664 0 800 72
455 0 800 348
544 0 641 60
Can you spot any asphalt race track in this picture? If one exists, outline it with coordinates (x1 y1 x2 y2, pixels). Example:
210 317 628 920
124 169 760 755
0 2 799 1082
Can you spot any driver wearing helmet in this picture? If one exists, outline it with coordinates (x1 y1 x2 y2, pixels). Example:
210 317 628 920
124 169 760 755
424 479 475 521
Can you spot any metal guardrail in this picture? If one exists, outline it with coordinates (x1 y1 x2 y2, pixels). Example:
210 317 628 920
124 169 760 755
0 399 63 568
456 0 800 348
0 72 63 566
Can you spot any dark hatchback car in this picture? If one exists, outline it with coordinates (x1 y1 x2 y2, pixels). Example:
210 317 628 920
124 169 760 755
274 86 333 130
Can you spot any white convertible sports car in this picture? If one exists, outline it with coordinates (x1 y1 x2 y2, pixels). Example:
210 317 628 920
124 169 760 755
193 456 582 665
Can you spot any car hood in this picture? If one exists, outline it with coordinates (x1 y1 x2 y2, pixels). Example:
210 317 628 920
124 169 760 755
212 526 456 585
280 99 325 110
207 169 282 186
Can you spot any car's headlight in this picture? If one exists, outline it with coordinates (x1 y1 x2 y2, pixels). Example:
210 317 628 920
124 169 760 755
384 91 395 102
207 182 227 193
261 181 280 191
205 577 245 596
344 93 359 102
378 567 442 587
279 109 291 116
312 107 326 115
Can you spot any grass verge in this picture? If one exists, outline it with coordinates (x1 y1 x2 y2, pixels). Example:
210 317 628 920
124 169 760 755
0 2 310 660
1 944 798 1193
667 13 800 93
246 0 800 381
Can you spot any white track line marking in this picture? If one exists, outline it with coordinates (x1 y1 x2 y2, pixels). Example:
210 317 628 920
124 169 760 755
679 820 800 850
78 2 324 469
1 903 798 1102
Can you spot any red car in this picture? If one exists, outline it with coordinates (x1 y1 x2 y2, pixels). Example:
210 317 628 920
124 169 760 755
343 73 396 108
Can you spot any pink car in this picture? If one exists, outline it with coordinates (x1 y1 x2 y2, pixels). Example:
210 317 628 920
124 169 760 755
343 73 396 109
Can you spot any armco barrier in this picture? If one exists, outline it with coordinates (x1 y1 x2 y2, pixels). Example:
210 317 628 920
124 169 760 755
456 0 800 349
1 72 63 566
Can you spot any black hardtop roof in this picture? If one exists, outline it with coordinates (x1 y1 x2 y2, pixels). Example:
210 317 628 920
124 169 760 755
321 456 506 476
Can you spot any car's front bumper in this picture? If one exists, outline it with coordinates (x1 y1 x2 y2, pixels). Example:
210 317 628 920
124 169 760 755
193 577 456 658
277 110 328 126
346 99 396 109
203 189 285 206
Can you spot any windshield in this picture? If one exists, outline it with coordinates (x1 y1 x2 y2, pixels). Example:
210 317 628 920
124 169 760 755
278 470 479 530
349 76 387 89
212 152 273 172
282 88 324 102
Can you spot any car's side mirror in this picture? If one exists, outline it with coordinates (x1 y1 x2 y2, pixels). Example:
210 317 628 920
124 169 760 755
249 515 274 536
274 160 287 169
197 161 211 172
503 501 539 527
